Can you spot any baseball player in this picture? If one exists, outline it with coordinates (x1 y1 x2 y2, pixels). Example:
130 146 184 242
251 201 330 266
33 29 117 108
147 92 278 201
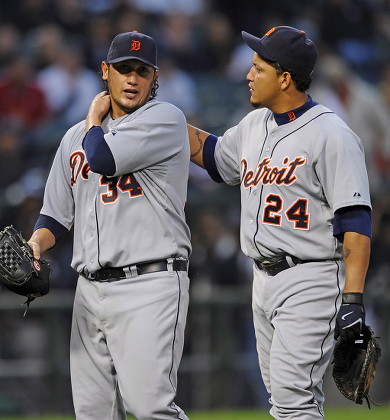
188 26 372 419
27 31 191 420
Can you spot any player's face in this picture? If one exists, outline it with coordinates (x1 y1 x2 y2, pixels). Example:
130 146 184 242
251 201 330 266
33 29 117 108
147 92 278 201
102 59 157 118
246 53 285 110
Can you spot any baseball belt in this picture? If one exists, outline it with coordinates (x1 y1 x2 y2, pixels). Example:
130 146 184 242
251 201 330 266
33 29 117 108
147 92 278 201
88 258 188 282
255 256 337 276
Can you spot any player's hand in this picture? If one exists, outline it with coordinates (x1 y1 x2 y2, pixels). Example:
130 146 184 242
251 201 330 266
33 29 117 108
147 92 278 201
86 91 111 130
334 303 366 344
27 228 55 260
27 240 42 260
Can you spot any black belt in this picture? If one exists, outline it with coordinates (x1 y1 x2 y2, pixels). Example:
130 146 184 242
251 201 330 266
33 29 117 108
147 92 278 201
255 256 332 277
89 259 188 282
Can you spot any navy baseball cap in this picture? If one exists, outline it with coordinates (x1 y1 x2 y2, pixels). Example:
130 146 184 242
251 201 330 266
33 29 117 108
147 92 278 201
106 31 158 69
242 26 317 78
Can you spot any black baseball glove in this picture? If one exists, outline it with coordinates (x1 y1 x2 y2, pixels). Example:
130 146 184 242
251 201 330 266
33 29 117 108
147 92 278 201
333 295 381 408
0 225 51 310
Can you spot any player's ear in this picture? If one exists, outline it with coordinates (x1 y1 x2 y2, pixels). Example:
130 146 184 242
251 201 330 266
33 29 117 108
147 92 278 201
101 61 109 81
280 71 292 90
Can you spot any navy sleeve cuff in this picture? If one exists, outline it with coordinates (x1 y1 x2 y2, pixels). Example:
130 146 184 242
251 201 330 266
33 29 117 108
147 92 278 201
203 134 224 183
34 214 68 243
82 126 116 176
333 206 372 242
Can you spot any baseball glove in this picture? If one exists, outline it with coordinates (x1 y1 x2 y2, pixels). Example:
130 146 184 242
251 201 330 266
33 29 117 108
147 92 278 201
0 225 50 311
332 324 381 408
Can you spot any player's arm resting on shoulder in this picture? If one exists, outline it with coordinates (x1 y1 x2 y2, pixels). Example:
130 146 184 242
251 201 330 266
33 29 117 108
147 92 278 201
334 205 372 294
83 126 115 175
188 124 211 168
83 91 115 175
85 91 111 131
27 215 68 260
187 124 223 183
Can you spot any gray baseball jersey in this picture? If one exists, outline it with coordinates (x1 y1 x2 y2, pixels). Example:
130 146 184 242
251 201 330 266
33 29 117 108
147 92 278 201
39 99 191 419
211 102 371 418
40 100 191 275
213 103 371 261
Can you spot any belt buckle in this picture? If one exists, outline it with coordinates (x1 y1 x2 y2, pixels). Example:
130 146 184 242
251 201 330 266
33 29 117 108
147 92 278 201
88 272 97 281
261 259 275 268
260 257 289 276
97 276 110 282
260 260 275 276
94 270 112 282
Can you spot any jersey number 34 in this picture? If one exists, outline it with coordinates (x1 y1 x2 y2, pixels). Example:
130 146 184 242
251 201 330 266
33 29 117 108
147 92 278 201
100 174 143 204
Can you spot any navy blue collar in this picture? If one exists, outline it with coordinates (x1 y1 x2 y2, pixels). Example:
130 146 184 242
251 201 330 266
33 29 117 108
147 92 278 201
273 96 318 126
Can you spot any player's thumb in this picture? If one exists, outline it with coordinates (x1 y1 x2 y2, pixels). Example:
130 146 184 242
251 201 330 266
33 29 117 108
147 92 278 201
27 240 41 260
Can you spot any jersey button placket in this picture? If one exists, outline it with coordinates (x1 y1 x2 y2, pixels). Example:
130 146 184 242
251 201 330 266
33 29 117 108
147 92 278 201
85 180 99 271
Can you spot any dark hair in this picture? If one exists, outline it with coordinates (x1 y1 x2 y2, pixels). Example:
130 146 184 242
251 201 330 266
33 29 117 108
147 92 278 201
263 57 312 92
100 65 159 99
150 77 159 99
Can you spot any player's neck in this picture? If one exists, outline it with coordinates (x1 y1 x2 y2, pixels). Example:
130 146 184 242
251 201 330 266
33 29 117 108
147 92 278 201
270 92 309 114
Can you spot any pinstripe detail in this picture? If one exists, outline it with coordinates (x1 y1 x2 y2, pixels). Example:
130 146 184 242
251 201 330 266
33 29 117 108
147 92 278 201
253 111 272 259
308 259 342 418
169 271 187 420
95 196 103 269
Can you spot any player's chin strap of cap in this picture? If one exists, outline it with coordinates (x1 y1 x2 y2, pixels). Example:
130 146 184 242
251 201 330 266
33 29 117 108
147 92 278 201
255 255 340 276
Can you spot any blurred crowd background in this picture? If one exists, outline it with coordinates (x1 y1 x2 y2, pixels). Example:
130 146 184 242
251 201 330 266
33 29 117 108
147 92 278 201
1 0 390 416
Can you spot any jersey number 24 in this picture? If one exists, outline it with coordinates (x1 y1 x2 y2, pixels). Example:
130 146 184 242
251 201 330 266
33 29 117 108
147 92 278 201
263 194 309 229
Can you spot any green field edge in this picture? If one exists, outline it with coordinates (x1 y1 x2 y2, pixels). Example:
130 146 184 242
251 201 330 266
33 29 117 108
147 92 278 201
1 404 390 420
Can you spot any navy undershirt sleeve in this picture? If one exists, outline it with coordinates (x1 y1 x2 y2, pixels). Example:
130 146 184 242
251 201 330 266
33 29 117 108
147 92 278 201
34 214 69 243
82 126 116 176
203 134 224 183
333 206 372 242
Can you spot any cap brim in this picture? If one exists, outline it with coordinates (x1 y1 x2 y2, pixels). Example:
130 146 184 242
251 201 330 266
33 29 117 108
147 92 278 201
106 56 158 69
241 31 275 62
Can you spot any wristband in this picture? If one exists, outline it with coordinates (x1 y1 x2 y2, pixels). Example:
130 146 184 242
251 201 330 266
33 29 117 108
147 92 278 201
342 292 363 305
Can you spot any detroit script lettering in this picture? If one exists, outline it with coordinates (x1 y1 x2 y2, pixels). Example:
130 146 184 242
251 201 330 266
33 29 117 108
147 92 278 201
241 156 306 188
